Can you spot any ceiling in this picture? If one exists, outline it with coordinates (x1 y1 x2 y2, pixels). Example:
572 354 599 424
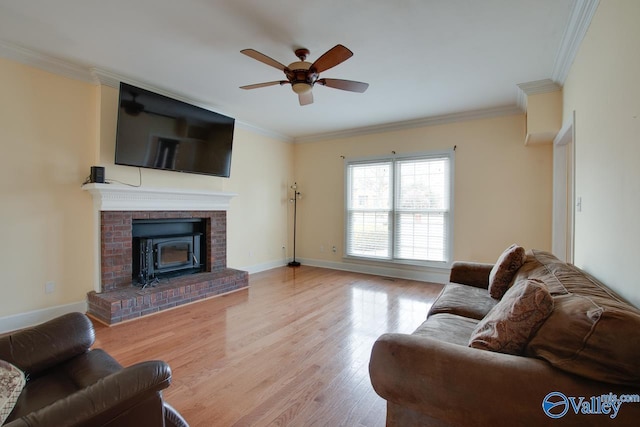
0 0 576 141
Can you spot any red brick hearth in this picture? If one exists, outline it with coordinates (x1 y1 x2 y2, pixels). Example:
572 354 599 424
87 210 248 324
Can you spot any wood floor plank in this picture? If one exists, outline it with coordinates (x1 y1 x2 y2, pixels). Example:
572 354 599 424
92 266 442 426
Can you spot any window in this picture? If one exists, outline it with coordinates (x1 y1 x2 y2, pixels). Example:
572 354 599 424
345 151 453 266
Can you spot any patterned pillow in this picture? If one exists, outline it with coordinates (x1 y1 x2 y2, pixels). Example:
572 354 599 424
488 244 526 299
469 279 554 355
0 360 25 424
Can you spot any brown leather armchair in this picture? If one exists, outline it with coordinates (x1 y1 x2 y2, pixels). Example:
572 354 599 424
0 312 188 427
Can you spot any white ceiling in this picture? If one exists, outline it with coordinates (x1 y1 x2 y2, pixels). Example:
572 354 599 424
0 0 576 141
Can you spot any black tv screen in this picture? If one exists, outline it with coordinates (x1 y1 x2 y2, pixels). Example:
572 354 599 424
115 82 235 178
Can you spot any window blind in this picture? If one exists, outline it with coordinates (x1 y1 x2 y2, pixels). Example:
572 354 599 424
346 153 451 264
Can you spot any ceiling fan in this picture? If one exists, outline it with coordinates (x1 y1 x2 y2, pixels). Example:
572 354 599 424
240 44 369 106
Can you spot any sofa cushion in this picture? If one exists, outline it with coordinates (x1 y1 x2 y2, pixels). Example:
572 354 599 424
469 279 553 355
488 244 525 299
429 283 498 320
514 249 628 301
526 292 640 386
0 360 25 424
8 368 81 422
413 313 479 346
511 250 564 295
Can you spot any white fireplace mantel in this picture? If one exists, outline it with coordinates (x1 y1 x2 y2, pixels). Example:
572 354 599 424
83 183 237 211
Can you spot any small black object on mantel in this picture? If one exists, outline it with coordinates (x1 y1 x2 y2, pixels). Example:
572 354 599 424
288 182 302 267
90 166 105 183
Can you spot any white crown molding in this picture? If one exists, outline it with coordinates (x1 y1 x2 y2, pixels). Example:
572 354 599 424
90 67 120 88
0 41 521 143
98 58 490 144
92 67 232 115
0 39 94 83
517 0 598 111
90 68 293 143
552 0 600 84
235 120 294 143
293 105 522 143
516 79 563 111
82 183 237 211
0 47 270 141
1 0 598 146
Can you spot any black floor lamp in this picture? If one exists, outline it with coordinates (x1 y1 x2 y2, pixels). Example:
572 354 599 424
288 182 301 267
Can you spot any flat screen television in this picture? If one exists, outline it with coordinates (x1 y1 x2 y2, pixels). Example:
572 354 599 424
115 82 235 178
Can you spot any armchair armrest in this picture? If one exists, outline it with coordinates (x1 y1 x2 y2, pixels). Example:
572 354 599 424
5 361 172 427
0 312 94 377
448 261 493 289
164 403 190 427
369 333 640 426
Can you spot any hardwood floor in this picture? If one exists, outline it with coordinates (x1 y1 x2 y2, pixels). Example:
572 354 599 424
92 266 443 426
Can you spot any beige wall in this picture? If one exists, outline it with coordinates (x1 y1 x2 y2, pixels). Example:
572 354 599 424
0 58 96 318
295 114 553 269
225 126 294 270
0 58 294 323
3 1 636 320
0 55 556 322
562 0 640 307
95 85 295 272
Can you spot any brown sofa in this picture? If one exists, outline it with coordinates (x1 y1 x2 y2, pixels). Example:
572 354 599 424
0 312 188 427
369 249 640 426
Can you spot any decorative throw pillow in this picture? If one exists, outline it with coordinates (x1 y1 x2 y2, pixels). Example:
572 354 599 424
488 244 526 299
0 360 25 424
469 279 554 355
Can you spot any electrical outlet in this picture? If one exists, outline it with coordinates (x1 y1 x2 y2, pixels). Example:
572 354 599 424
332 246 337 253
45 281 55 294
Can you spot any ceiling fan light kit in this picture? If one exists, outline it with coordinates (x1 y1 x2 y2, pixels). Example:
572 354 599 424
240 44 369 106
288 53 314 95
291 83 312 95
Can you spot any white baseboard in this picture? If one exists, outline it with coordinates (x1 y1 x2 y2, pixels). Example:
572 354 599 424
241 257 450 283
236 259 290 275
0 260 446 333
0 300 87 334
292 257 450 284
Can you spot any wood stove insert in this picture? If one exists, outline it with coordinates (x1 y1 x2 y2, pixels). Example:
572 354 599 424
132 218 205 287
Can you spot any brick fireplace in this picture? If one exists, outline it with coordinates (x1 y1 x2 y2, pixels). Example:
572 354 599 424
83 184 248 325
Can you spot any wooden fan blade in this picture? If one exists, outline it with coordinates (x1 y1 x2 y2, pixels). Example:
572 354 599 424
310 44 353 73
240 81 288 90
241 49 287 71
317 78 369 93
299 91 313 106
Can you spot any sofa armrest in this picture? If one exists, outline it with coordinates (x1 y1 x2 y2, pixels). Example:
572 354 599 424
448 261 493 289
5 361 172 427
0 312 95 377
369 333 640 426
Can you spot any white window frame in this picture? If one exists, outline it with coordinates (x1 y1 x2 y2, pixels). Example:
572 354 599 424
344 149 454 269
